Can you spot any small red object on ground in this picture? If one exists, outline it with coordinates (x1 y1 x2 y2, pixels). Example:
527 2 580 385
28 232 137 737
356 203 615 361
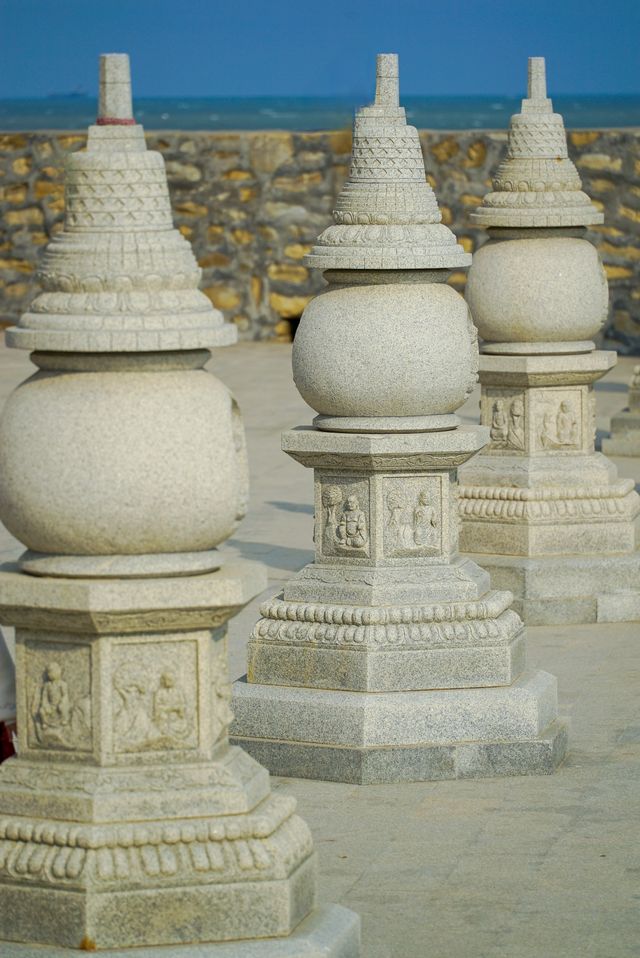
0 719 16 762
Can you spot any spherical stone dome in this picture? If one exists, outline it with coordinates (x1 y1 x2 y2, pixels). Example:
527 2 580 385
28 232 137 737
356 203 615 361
292 280 478 418
0 365 248 557
466 236 608 345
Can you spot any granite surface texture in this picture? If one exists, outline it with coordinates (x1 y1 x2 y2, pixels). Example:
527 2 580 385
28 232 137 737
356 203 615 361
0 906 361 958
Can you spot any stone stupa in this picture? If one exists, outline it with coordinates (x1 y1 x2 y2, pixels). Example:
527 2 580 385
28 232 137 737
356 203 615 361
0 54 359 957
231 54 567 784
459 57 640 625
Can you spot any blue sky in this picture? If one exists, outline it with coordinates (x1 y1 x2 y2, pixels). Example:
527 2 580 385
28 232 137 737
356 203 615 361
1 0 638 97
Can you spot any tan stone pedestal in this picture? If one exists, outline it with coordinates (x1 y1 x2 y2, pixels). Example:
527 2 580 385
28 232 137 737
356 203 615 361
459 349 640 624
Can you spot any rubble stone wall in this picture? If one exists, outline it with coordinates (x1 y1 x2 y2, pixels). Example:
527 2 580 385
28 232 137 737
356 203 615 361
1 128 638 350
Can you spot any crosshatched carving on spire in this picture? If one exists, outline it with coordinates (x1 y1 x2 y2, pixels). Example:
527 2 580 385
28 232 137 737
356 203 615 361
471 57 603 228
305 53 470 270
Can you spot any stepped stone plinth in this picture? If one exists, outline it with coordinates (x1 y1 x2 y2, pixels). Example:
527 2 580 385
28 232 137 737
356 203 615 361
459 57 640 626
230 54 567 785
0 54 359 957
602 365 640 456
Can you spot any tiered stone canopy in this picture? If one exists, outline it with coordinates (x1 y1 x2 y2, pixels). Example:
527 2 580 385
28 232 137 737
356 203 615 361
9 54 232 356
2 55 239 583
306 54 469 271
231 54 566 784
460 57 640 625
472 57 602 230
0 55 359 956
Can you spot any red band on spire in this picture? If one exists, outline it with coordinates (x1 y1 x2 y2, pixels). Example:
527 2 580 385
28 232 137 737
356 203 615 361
96 116 136 126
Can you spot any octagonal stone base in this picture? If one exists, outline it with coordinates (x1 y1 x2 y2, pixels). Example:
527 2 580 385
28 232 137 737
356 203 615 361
0 905 360 957
248 588 525 692
0 560 337 952
0 853 316 952
467 552 640 625
231 670 567 784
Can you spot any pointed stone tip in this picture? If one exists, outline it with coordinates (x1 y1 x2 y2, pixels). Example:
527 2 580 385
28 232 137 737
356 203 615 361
375 53 399 107
528 56 547 100
98 52 135 125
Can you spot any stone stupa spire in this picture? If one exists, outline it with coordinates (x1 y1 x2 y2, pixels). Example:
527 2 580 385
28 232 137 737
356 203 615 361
97 52 135 123
471 56 603 228
307 53 469 270
9 52 232 355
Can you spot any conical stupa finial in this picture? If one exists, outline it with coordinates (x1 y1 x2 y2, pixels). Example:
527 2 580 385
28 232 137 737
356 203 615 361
9 52 232 354
528 56 547 100
304 53 469 271
375 53 399 108
470 55 603 228
98 53 134 124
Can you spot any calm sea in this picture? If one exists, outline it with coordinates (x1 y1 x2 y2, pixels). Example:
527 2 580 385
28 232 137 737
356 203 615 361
0 95 638 131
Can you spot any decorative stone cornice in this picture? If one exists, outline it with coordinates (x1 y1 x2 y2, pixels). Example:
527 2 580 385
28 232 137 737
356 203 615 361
305 54 469 270
0 795 310 889
7 54 233 353
458 478 637 522
471 57 603 229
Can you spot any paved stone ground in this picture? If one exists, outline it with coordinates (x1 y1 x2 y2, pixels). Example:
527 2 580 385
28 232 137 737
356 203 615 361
0 341 639 958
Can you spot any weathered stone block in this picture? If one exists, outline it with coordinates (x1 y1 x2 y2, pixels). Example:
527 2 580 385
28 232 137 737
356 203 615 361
465 553 640 625
248 621 526 691
0 905 361 958
232 673 567 784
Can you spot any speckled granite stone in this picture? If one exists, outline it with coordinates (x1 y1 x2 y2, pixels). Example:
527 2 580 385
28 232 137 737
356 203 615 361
233 674 566 785
0 906 361 957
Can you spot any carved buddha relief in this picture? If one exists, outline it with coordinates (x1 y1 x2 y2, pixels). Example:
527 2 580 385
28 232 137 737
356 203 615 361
383 478 442 558
484 391 526 452
319 479 370 557
535 391 582 451
26 644 93 752
111 640 198 753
